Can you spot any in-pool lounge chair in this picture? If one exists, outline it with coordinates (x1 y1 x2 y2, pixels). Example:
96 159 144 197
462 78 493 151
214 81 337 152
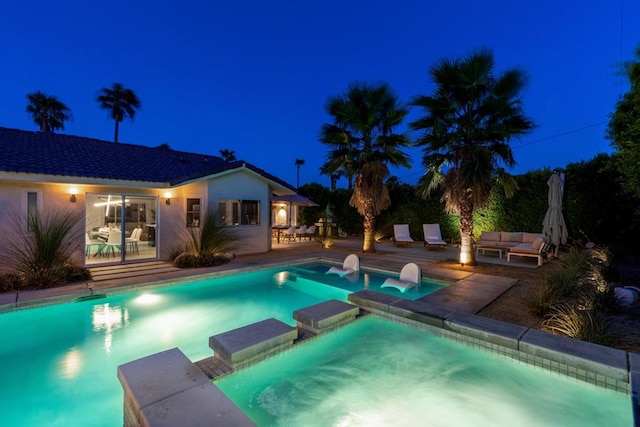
380 263 421 293
422 223 447 250
393 224 414 246
326 254 360 276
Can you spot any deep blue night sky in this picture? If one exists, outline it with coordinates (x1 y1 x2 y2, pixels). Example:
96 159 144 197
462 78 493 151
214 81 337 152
2 0 638 188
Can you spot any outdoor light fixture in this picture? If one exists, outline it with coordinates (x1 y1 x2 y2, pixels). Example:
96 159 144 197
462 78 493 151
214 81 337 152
69 187 79 203
164 191 172 205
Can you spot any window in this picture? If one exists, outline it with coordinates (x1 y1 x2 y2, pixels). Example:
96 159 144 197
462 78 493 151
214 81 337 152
241 200 259 225
218 199 259 226
186 198 201 227
27 192 38 231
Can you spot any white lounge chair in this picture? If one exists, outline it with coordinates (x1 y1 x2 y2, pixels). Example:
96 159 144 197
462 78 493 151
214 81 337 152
326 254 360 276
393 224 414 246
381 263 421 293
423 223 447 250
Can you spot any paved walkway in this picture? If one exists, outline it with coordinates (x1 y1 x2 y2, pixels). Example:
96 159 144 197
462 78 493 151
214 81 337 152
0 238 530 313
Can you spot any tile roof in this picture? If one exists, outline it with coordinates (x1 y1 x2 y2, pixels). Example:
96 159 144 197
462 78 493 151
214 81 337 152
0 127 294 190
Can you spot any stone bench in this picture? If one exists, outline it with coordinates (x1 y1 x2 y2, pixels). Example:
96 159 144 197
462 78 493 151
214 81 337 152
293 299 360 336
117 347 255 427
209 318 298 369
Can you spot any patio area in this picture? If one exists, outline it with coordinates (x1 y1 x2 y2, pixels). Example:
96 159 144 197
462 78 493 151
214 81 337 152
0 237 544 316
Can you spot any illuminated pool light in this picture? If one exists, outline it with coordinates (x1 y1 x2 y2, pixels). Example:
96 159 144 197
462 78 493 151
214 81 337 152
134 293 162 305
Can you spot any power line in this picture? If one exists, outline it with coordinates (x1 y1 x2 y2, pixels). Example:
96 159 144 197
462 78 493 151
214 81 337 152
514 121 609 148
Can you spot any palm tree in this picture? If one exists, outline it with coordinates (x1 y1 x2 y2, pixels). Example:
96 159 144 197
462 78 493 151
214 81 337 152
295 158 305 189
25 91 72 132
96 83 141 143
220 149 236 162
410 49 534 265
320 82 411 253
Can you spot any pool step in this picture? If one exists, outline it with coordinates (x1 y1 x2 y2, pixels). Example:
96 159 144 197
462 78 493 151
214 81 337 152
294 299 360 336
209 318 298 369
88 261 180 282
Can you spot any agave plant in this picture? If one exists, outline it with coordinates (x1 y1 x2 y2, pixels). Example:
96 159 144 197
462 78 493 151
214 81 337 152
176 209 239 268
2 210 82 288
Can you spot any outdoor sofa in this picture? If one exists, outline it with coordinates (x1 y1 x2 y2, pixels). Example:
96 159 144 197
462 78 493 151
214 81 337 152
475 231 548 266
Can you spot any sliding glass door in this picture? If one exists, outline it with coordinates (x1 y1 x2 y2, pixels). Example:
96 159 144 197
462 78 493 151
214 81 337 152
84 194 158 265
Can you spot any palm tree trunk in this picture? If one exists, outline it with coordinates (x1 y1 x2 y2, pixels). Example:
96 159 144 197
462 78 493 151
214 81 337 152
362 205 376 253
459 189 476 265
114 120 120 143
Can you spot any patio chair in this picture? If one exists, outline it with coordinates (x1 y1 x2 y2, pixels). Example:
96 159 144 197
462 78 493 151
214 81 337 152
381 263 421 293
326 254 360 276
392 224 414 246
295 225 307 241
423 223 447 250
305 225 316 241
282 226 296 242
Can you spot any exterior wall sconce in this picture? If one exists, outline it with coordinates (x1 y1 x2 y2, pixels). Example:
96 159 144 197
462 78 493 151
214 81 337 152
69 187 79 203
164 191 172 205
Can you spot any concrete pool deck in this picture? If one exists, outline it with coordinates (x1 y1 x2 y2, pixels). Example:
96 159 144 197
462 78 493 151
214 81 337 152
0 238 525 313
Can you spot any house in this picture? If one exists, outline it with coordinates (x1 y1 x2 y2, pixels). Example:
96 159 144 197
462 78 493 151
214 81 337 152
0 127 296 268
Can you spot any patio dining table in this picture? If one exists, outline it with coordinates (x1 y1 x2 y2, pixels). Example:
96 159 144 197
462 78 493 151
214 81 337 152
272 225 289 243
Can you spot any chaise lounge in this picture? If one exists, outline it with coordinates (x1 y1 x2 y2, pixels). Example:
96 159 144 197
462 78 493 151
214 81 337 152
422 223 447 250
392 224 414 246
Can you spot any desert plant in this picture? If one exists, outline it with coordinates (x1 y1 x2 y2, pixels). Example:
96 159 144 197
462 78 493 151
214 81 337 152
184 209 238 257
173 208 239 269
63 265 92 282
314 234 334 249
543 304 620 347
0 272 23 292
1 210 82 288
173 252 199 268
166 244 187 261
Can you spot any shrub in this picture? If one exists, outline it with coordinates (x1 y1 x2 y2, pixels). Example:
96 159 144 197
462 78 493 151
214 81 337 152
543 304 620 348
1 210 83 289
0 272 23 292
173 252 199 268
166 245 186 261
64 265 92 282
199 253 229 267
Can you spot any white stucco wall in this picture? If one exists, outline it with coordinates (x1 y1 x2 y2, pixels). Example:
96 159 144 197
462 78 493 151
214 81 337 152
207 170 272 254
0 166 282 271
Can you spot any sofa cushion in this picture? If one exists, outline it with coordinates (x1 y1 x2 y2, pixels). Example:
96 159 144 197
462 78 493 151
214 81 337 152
510 243 538 254
501 232 523 243
480 231 501 242
532 237 546 251
522 232 544 244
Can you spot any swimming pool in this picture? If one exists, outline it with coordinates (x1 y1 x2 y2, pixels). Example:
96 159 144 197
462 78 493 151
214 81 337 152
216 315 632 426
0 262 439 426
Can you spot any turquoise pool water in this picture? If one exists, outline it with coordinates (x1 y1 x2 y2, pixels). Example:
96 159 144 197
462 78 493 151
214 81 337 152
216 316 632 426
0 263 434 426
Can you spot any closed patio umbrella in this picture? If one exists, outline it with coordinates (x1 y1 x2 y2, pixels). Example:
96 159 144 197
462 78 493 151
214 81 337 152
542 172 568 257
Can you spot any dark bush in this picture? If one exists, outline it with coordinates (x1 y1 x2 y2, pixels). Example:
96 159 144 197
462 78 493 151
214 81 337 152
64 265 92 282
0 272 23 292
199 253 229 267
173 252 199 268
